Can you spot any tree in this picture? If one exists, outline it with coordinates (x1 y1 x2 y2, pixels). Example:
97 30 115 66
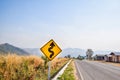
64 54 71 58
86 49 93 60
77 55 84 60
67 54 71 58
77 55 81 59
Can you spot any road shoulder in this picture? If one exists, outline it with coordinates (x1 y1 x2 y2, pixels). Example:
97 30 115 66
73 60 79 80
57 60 76 80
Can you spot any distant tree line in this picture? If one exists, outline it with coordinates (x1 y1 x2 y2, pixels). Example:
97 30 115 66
64 49 94 60
64 54 84 60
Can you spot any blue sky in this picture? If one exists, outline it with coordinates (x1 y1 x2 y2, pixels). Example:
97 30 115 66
0 0 120 51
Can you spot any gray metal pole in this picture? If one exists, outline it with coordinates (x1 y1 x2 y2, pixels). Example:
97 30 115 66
48 61 51 80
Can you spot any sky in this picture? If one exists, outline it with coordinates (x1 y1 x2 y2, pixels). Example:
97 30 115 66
0 0 120 51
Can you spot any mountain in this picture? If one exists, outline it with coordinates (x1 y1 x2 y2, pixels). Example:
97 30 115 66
24 48 86 57
59 48 86 57
0 43 113 57
24 48 111 58
93 50 112 56
0 43 29 55
59 48 112 58
24 48 41 56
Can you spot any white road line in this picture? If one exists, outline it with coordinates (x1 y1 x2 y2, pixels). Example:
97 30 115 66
75 61 84 80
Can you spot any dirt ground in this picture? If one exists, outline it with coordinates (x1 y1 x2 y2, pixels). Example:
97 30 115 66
104 62 120 67
92 60 120 67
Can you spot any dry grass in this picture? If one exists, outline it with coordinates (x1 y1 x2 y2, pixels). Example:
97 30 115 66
0 54 69 80
51 58 69 75
0 54 44 80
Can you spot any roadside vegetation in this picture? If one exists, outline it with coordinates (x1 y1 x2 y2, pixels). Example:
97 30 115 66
58 60 76 80
0 54 69 80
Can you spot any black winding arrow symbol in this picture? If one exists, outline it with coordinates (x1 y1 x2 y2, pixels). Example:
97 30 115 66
48 42 55 58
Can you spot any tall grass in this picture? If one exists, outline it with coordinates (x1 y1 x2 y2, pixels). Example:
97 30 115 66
0 54 44 80
0 54 69 80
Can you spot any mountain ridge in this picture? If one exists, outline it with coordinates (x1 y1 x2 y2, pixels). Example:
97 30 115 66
0 43 112 57
0 43 29 55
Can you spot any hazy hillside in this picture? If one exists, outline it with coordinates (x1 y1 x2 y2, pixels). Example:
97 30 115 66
24 48 86 57
24 48 41 56
59 48 86 57
0 43 29 55
60 48 112 57
93 50 112 56
24 48 112 58
0 43 112 57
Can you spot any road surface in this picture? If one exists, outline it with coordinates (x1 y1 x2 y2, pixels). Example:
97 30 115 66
75 60 120 80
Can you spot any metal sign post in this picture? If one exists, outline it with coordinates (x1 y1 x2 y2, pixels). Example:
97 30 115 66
40 39 62 80
48 61 51 80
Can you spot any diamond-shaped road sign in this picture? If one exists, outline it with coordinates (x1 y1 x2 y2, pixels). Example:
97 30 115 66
40 39 62 61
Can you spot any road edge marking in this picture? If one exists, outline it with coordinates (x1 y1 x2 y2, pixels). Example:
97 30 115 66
51 59 72 80
75 60 84 80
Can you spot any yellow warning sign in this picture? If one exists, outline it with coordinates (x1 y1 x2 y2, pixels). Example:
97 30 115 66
40 39 62 61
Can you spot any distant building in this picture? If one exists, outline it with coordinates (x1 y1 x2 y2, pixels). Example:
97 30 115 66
109 52 120 63
93 54 105 60
93 52 120 63
103 52 120 63
104 54 112 62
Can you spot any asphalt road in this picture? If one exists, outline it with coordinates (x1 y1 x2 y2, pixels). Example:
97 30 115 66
75 60 120 80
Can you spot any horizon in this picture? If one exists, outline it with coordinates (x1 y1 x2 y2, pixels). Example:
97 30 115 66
0 0 120 51
0 43 116 52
